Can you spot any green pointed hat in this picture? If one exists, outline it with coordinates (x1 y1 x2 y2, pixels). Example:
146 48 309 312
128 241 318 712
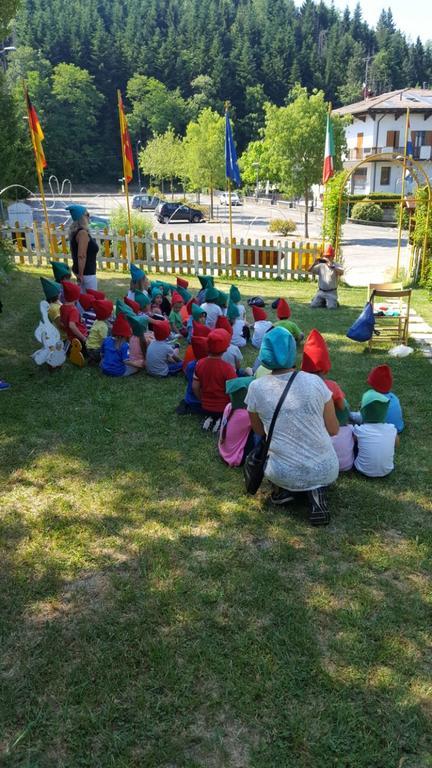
134 289 151 309
225 376 254 410
154 280 172 296
50 260 71 282
176 285 192 303
116 298 134 317
205 285 219 302
215 290 228 308
229 284 241 303
360 389 390 423
227 301 240 321
151 287 163 300
40 276 61 301
192 303 207 320
128 313 149 336
198 275 214 289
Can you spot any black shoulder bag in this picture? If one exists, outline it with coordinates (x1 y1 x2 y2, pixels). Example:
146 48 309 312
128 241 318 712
244 371 298 495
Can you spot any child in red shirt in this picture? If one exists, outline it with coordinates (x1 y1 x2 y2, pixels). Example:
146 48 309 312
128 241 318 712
193 328 237 431
60 281 88 349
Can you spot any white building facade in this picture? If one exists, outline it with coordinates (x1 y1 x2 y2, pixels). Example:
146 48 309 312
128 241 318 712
334 89 432 195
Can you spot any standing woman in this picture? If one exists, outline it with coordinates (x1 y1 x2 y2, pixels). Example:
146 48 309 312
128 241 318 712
66 204 99 293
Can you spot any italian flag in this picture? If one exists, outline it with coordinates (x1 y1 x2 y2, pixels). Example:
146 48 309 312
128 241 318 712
322 112 335 185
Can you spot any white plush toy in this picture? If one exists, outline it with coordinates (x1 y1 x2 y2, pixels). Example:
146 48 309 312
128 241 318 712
32 300 66 368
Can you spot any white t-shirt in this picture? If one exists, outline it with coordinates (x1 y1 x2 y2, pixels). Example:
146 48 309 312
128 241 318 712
245 371 339 491
252 320 273 349
222 344 243 370
237 303 246 321
353 423 397 477
231 317 247 348
201 302 223 329
331 425 354 472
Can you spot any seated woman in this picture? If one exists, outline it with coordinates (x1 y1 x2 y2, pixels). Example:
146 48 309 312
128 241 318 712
245 327 339 526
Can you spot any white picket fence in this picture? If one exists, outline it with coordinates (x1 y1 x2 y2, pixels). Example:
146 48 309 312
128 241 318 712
1 221 323 280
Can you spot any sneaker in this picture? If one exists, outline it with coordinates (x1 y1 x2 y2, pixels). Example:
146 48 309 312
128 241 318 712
307 487 330 526
270 489 295 505
212 418 221 433
202 417 214 431
0 380 10 390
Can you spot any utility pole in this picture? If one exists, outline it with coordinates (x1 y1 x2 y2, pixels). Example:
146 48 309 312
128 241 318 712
136 140 142 191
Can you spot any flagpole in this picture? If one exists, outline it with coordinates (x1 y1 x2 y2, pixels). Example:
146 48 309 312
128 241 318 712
23 82 53 257
321 102 332 251
117 89 135 262
396 106 410 278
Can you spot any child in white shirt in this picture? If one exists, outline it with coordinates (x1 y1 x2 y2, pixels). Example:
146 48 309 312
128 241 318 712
354 390 398 477
201 286 223 329
251 306 273 349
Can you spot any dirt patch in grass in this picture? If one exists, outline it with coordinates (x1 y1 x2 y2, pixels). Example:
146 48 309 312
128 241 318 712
185 714 260 768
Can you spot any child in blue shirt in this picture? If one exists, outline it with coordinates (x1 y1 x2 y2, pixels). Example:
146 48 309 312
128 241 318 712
176 336 208 415
100 313 139 377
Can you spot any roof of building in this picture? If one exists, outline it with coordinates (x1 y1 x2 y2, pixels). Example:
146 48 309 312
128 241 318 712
334 88 432 117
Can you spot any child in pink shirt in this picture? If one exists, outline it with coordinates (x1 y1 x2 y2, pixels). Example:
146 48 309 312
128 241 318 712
218 377 255 467
331 400 354 472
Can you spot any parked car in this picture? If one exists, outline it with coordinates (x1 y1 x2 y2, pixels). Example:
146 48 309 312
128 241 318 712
219 191 242 206
156 202 205 224
132 194 160 211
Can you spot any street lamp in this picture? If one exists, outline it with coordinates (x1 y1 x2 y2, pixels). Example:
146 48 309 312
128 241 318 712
136 140 142 191
252 162 260 201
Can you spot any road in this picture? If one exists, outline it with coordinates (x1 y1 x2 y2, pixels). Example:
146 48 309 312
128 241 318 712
60 193 411 287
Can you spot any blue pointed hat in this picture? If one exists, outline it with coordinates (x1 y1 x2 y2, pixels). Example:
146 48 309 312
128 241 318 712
130 263 146 283
66 204 87 221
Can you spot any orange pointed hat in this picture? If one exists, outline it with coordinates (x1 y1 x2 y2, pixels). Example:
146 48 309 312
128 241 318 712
301 329 331 374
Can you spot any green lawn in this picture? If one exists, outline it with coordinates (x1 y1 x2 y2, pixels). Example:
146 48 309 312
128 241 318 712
1 267 432 768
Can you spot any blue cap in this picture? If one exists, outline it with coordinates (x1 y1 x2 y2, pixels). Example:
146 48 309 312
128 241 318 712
66 204 88 221
261 327 297 370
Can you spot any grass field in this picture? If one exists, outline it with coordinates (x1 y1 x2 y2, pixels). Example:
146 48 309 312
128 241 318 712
1 267 432 768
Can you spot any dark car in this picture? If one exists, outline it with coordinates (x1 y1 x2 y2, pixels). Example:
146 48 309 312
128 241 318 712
156 202 204 224
132 194 160 211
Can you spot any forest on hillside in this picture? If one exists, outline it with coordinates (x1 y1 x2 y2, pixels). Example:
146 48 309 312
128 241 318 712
2 0 432 185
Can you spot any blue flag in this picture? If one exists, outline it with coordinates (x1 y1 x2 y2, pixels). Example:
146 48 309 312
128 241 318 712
225 111 241 187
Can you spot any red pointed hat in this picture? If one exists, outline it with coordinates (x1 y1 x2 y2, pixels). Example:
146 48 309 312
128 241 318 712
186 297 198 315
171 291 184 305
192 320 211 337
277 298 291 320
215 316 233 335
191 336 208 360
323 243 334 257
152 319 171 341
301 329 331 374
86 288 106 300
112 313 132 338
252 305 267 322
78 293 94 311
208 328 231 354
124 296 140 314
367 364 392 394
62 280 81 302
177 277 189 289
93 299 113 321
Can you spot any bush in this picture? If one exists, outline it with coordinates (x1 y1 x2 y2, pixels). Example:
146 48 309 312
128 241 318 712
351 201 383 222
0 236 16 283
268 218 296 236
110 208 153 236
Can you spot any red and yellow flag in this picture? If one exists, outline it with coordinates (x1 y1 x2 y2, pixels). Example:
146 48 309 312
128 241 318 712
25 90 47 176
118 93 134 183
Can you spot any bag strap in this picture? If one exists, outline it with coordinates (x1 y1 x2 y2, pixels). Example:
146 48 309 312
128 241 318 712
262 371 298 456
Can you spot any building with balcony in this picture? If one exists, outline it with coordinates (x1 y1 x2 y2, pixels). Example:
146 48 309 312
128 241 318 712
334 88 432 195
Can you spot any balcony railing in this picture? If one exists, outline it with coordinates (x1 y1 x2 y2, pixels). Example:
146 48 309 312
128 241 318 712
346 146 432 161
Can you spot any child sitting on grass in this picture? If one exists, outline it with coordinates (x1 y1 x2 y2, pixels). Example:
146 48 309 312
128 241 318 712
218 377 255 467
228 301 250 347
60 281 88 351
150 289 165 319
353 390 398 477
251 306 273 349
301 329 345 414
176 336 208 415
127 314 149 372
40 277 66 340
87 299 113 365
274 298 304 343
146 320 183 377
201 286 223 329
128 264 150 300
367 365 404 433
169 292 187 337
78 293 97 334
50 261 71 302
331 400 355 472
100 313 141 377
187 303 206 342
216 317 253 376
192 328 237 431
